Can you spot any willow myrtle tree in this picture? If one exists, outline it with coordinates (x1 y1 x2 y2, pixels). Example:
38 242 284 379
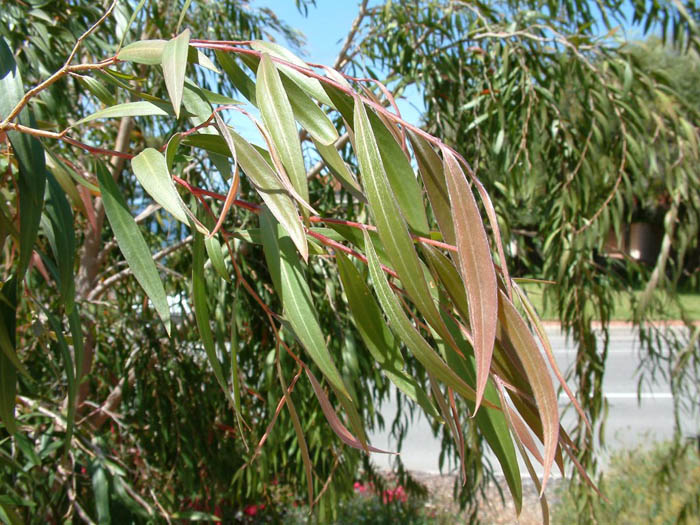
1 2 592 523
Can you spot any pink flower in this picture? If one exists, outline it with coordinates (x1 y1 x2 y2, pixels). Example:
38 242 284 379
243 504 259 516
382 485 408 504
354 481 368 493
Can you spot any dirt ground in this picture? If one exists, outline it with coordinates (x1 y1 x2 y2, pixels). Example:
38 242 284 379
410 471 562 524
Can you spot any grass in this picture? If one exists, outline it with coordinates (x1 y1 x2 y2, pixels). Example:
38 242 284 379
518 283 700 322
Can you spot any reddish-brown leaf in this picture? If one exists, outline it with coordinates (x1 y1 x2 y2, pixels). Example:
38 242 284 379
305 368 396 455
441 146 497 414
498 290 559 494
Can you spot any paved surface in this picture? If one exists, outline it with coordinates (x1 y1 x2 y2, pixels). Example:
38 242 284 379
367 325 699 476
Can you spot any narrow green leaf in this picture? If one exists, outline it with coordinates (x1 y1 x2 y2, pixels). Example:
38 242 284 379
256 53 309 210
442 146 497 412
176 0 192 33
229 287 246 443
0 37 46 279
73 101 170 126
0 278 17 434
119 38 216 73
91 464 111 525
161 29 190 118
498 290 559 493
75 74 115 106
131 148 207 234
192 233 230 398
196 88 240 106
281 74 338 145
224 129 307 260
43 309 75 454
250 41 334 106
45 152 85 215
408 130 455 244
43 172 76 312
421 245 469 320
117 39 167 64
260 209 349 399
353 99 453 350
363 230 477 402
116 0 146 51
165 133 182 171
96 162 171 334
336 252 438 419
215 50 257 104
367 111 430 235
312 138 365 202
204 235 230 282
276 357 313 505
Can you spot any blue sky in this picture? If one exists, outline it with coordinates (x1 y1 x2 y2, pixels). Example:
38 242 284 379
253 1 425 124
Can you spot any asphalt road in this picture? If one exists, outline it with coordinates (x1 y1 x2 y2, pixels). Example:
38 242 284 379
367 326 699 476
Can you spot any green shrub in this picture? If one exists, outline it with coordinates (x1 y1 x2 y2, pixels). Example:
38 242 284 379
553 442 700 524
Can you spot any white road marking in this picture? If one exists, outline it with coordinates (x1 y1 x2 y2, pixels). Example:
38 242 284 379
558 392 674 400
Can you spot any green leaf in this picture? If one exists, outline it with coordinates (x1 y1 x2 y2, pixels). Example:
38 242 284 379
367 111 429 235
96 161 171 334
256 53 309 211
421 246 469 319
363 230 477 402
281 74 338 145
117 39 168 64
42 308 77 454
353 99 453 350
260 209 349 399
442 146 497 412
204 235 230 282
165 133 182 171
161 29 190 118
215 50 257 104
45 152 85 215
116 0 146 51
131 148 207 234
0 278 17 435
43 172 76 312
73 101 171 126
312 138 365 202
118 38 216 73
176 0 193 33
408 130 455 244
223 129 307 260
91 464 111 525
336 252 438 419
250 41 334 106
0 37 46 279
192 232 231 398
498 290 559 493
75 74 115 106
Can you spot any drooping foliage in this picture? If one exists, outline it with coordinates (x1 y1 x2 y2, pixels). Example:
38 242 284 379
0 1 603 523
359 0 700 520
